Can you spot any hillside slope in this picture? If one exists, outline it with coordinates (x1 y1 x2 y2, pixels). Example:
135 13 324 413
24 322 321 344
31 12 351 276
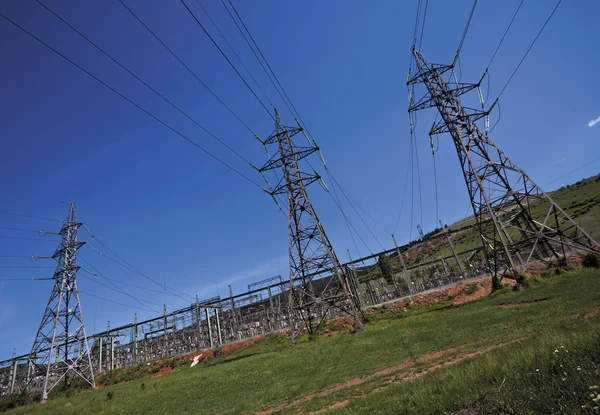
7 264 600 414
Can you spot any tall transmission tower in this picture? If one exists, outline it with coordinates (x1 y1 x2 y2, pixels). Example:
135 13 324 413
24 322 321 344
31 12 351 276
407 47 599 285
257 109 363 341
26 203 95 400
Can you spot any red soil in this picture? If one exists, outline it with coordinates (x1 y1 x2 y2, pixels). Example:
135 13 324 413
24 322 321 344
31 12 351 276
151 366 172 378
387 277 504 312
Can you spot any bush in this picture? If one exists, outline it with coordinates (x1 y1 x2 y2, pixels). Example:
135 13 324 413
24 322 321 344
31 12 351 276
464 284 477 295
0 394 28 412
582 253 600 269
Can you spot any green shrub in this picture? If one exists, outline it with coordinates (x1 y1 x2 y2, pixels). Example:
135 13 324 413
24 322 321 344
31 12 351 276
464 284 477 295
582 253 600 269
0 394 28 412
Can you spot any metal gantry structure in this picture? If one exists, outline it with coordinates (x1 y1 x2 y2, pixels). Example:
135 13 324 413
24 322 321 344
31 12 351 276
257 109 363 340
407 47 599 284
26 203 95 401
0 218 505 397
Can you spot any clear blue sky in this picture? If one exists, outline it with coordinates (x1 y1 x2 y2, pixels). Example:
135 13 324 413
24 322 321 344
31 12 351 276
0 0 598 358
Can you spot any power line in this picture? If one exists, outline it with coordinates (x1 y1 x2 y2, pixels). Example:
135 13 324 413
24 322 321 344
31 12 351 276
178 0 274 118
412 0 423 47
485 0 525 71
453 0 478 64
227 0 318 153
432 152 440 226
495 0 562 100
0 266 54 269
0 277 52 281
85 246 193 301
304 157 382 252
37 0 254 168
0 211 60 222
393 138 412 235
330 177 385 252
0 236 54 241
79 270 174 311
324 188 373 257
327 171 390 237
322 170 363 259
117 0 258 137
80 218 195 302
409 130 415 241
413 127 424 232
0 226 44 233
78 255 161 313
79 289 158 312
418 0 429 50
194 0 273 109
221 0 295 120
544 155 600 188
0 11 264 190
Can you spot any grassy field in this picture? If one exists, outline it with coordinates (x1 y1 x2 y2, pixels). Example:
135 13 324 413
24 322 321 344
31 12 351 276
6 262 600 414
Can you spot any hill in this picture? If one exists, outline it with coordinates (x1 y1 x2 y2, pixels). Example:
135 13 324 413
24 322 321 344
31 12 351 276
4 261 600 414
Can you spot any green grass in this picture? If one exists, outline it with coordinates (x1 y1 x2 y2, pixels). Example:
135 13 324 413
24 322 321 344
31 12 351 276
6 267 600 414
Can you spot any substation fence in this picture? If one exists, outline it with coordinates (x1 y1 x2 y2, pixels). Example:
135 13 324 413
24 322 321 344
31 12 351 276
0 227 491 397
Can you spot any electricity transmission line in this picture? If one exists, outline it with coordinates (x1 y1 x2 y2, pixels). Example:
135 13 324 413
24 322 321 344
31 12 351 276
37 0 255 168
117 0 259 137
179 0 274 119
0 211 60 222
495 0 562 101
0 11 264 190
79 219 195 303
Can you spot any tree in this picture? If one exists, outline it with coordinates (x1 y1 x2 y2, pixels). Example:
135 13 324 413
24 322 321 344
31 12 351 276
378 254 394 285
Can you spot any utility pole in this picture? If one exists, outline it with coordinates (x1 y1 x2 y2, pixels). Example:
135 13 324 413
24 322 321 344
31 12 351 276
163 304 168 356
107 321 113 371
205 309 213 348
9 349 17 394
133 313 138 364
408 48 599 284
26 203 95 400
195 296 202 348
215 308 222 346
392 234 414 294
256 109 363 341
440 221 466 278
228 285 237 339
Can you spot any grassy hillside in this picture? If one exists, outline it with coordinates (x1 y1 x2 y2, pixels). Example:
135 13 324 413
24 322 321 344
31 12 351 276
358 173 600 279
6 262 600 414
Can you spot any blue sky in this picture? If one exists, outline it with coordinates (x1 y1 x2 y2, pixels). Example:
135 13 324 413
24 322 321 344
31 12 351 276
0 0 599 358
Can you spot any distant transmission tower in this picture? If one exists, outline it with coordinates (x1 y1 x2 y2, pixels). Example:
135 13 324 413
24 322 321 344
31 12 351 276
408 47 599 284
27 203 95 400
257 109 363 341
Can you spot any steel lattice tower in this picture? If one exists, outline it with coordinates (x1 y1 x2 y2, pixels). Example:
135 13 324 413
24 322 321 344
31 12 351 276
27 203 95 400
407 47 599 284
258 109 363 340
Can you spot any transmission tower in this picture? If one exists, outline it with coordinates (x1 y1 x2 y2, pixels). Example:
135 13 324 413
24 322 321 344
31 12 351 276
257 109 363 341
407 47 599 284
26 203 95 400
416 224 425 241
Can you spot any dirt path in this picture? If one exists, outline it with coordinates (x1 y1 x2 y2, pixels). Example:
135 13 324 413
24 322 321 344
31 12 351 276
256 335 532 415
